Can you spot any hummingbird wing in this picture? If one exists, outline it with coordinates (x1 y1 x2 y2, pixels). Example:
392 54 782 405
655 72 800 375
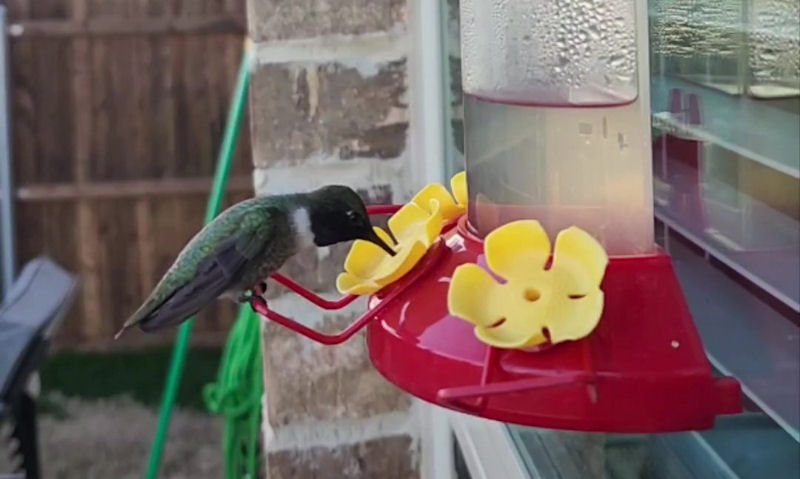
116 206 282 337
136 233 256 332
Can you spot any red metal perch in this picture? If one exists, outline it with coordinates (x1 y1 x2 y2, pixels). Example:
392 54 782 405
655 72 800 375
250 203 411 345
252 203 460 344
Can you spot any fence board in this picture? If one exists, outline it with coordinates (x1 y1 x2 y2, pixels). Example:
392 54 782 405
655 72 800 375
15 175 253 201
71 0 105 341
11 38 74 185
9 16 245 37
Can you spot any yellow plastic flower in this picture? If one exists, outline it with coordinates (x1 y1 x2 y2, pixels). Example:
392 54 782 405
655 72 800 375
410 171 467 222
336 200 444 295
335 172 466 296
447 220 608 349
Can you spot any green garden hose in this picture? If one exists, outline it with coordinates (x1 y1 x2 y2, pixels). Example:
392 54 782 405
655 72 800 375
203 306 264 478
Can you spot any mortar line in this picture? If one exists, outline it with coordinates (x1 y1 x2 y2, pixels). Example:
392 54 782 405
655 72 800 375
264 409 417 452
252 29 408 69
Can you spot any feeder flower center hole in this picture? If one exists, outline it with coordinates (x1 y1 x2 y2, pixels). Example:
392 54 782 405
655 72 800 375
524 288 541 302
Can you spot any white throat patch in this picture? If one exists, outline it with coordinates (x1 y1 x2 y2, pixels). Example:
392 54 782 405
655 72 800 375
292 207 316 249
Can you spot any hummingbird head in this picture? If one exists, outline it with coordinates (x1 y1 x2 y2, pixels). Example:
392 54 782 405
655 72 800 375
306 185 397 256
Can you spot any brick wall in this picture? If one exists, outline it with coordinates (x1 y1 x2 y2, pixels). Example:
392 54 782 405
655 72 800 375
246 1 421 477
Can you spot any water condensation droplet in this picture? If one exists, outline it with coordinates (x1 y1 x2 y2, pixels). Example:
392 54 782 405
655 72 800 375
460 0 639 102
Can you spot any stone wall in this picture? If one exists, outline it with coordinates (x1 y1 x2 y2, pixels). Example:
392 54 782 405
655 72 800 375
246 1 421 477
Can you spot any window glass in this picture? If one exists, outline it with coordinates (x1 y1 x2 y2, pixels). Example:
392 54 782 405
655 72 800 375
440 0 800 476
649 0 800 310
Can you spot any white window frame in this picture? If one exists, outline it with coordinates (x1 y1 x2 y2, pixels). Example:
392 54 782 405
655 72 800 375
418 400 532 479
408 1 531 477
446 410 531 479
407 0 448 194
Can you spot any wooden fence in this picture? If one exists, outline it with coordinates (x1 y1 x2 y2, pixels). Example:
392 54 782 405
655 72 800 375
7 0 254 349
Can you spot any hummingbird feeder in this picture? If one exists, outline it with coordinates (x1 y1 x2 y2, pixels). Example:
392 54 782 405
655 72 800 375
250 0 742 433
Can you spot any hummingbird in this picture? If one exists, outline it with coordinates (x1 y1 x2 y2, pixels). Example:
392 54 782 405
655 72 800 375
114 185 396 339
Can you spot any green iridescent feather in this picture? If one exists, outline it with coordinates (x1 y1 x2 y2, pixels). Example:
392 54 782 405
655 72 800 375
118 195 295 335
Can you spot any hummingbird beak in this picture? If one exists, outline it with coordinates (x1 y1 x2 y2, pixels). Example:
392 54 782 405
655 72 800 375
364 228 396 256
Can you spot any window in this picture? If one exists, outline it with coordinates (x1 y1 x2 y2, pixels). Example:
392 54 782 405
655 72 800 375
433 0 800 477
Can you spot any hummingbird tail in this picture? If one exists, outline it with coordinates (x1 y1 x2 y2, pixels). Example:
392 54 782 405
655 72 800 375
114 316 140 340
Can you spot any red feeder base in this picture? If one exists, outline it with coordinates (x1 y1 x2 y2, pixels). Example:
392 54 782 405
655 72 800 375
253 208 742 434
364 216 742 433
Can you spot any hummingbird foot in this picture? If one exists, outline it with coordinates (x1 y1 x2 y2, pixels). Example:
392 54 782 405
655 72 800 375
248 293 268 312
236 282 268 304
248 282 270 312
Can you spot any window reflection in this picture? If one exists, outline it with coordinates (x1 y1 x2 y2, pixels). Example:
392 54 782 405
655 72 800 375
649 0 800 310
650 0 800 99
